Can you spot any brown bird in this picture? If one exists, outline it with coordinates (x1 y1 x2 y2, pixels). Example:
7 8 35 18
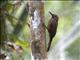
47 11 59 51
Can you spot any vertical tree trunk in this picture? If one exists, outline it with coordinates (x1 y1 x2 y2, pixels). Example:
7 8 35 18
29 1 47 60
0 6 7 49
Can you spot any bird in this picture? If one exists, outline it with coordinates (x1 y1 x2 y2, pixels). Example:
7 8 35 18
47 11 59 51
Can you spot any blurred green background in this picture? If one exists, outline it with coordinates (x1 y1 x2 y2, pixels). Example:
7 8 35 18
0 0 80 60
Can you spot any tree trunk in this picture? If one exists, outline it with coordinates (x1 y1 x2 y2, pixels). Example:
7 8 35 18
29 1 47 60
0 5 7 49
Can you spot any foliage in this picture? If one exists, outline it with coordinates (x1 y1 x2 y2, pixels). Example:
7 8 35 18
0 1 80 60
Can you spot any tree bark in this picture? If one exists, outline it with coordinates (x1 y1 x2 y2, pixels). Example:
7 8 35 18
0 4 7 49
29 1 47 60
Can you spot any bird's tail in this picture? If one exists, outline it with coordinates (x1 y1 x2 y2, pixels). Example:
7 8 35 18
47 37 53 52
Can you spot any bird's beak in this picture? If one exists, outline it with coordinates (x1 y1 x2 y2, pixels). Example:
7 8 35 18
49 11 53 16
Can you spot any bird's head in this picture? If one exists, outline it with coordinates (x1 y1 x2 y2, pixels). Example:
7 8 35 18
49 11 58 21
